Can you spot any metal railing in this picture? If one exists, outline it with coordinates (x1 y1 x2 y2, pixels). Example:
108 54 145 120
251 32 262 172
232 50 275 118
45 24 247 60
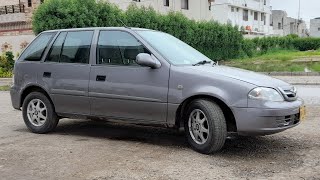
0 4 25 15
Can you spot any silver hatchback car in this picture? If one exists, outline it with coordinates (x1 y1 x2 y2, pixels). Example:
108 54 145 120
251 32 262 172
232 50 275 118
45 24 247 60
10 27 306 154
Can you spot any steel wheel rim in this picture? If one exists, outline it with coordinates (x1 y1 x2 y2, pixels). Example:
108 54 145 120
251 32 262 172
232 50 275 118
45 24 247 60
27 99 47 127
188 109 209 145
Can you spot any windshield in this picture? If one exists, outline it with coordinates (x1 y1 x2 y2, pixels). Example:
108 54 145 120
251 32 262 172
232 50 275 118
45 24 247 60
136 30 211 65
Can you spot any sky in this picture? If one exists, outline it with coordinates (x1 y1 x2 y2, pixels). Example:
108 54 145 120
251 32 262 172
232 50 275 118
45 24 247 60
271 0 320 26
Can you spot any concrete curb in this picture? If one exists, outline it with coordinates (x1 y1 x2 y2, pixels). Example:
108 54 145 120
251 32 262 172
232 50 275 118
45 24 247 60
260 72 320 76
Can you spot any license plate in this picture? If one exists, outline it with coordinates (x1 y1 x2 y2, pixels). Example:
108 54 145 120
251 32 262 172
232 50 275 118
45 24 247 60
300 106 306 121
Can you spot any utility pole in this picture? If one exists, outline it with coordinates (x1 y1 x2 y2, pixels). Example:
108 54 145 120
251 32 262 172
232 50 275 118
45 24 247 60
297 0 301 35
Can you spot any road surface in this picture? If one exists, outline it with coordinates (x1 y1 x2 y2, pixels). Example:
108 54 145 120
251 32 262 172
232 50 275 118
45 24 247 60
0 85 319 180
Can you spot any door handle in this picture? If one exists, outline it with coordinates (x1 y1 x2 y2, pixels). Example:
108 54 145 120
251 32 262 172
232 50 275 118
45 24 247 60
43 72 51 78
96 75 106 82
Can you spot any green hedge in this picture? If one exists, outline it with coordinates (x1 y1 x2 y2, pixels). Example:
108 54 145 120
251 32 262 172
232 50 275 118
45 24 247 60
33 0 243 60
242 36 320 58
0 51 14 78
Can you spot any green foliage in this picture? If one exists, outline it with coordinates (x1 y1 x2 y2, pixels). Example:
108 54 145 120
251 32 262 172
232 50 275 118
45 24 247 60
240 36 320 58
0 51 14 78
33 1 242 60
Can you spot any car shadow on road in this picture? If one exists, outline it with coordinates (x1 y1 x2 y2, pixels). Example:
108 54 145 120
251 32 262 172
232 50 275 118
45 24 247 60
33 119 307 157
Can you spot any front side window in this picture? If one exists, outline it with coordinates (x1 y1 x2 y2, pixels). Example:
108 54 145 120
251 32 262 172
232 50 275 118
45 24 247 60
136 30 210 65
60 31 94 64
20 32 55 61
97 31 150 66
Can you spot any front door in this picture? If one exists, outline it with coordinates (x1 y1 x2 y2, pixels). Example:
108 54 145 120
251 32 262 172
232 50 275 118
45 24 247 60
89 30 169 123
38 31 94 115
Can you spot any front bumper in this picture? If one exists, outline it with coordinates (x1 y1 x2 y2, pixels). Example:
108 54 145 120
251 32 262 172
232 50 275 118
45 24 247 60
232 99 304 136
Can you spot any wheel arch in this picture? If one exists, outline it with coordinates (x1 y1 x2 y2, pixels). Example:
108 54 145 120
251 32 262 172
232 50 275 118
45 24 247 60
20 85 54 110
175 94 237 133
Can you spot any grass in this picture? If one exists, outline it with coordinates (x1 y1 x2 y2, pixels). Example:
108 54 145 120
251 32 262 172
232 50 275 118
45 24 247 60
224 49 320 72
0 85 10 91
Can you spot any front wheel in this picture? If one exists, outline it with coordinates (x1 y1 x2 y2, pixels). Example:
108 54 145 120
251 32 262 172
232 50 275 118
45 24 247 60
22 92 59 134
184 99 227 154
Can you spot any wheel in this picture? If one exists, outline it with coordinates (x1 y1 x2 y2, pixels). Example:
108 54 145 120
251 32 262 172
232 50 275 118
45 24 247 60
22 92 59 134
184 99 227 154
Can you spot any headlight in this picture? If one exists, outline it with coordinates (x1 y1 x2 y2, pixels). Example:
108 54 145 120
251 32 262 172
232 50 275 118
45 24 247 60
248 87 284 102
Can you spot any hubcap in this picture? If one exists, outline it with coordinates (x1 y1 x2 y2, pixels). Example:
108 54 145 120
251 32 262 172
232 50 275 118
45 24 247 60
188 109 209 145
27 99 47 127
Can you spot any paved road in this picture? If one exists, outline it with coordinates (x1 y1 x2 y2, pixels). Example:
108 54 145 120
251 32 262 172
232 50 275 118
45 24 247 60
0 86 319 180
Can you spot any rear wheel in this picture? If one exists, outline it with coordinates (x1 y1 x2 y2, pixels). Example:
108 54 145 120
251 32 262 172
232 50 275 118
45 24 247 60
22 92 59 134
184 99 227 154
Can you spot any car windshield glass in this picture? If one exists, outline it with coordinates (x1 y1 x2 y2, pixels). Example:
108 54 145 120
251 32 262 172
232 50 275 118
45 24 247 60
136 30 211 65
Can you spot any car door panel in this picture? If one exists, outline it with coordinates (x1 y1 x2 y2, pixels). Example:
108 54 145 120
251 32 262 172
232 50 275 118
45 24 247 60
89 66 168 122
89 30 169 123
37 31 93 115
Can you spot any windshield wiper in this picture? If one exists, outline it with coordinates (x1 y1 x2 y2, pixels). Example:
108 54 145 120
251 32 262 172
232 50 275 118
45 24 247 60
192 60 212 66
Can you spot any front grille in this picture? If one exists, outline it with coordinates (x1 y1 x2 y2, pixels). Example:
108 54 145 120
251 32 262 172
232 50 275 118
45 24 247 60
276 113 300 127
278 86 298 101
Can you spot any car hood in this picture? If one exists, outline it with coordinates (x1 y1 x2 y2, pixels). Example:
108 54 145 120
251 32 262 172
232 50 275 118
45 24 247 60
188 65 290 87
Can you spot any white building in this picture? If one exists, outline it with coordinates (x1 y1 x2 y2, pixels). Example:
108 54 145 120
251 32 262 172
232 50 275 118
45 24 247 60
310 18 320 37
211 0 273 36
107 0 214 21
272 10 308 37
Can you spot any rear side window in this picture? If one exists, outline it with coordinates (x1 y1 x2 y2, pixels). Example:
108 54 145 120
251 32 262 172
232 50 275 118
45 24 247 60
60 31 94 64
20 32 55 61
46 31 93 64
46 32 67 62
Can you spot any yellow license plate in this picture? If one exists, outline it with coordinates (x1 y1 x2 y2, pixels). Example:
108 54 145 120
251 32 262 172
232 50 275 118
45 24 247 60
300 106 306 121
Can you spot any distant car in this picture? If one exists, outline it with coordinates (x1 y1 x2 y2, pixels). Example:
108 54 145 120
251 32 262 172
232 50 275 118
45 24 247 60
10 27 306 154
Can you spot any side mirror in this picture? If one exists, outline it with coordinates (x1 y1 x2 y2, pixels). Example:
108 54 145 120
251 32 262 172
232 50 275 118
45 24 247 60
136 53 161 69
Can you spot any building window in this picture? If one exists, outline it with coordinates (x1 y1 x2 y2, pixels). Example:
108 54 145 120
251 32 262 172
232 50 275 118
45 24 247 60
132 0 141 2
243 10 248 21
236 8 239 12
28 0 32 7
181 0 189 10
261 13 265 21
318 27 320 31
254 12 258 20
163 0 169 6
231 7 234 12
264 0 266 5
278 23 282 29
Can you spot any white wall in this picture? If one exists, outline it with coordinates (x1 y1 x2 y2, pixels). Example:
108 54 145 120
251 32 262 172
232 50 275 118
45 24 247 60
310 19 320 37
212 0 273 35
107 0 213 21
0 34 35 54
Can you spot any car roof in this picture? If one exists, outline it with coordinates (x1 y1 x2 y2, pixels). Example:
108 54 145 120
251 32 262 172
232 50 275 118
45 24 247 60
42 27 153 33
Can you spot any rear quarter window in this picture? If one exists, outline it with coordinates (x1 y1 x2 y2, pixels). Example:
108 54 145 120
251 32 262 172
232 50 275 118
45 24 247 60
20 32 56 61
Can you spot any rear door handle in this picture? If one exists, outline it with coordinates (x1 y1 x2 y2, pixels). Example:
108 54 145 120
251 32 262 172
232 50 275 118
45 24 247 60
43 72 51 78
96 75 106 82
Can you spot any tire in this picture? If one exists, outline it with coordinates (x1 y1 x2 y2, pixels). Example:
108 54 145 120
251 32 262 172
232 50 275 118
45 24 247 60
22 92 59 134
184 99 227 154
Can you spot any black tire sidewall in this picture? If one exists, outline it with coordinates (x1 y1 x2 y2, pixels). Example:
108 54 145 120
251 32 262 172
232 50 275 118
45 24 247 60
184 100 227 154
22 92 58 134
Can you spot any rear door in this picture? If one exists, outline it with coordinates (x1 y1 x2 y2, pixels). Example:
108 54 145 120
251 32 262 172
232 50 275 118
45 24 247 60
37 30 94 115
89 30 170 123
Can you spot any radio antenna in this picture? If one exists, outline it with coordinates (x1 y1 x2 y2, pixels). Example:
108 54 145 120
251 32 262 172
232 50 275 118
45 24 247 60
117 18 128 28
